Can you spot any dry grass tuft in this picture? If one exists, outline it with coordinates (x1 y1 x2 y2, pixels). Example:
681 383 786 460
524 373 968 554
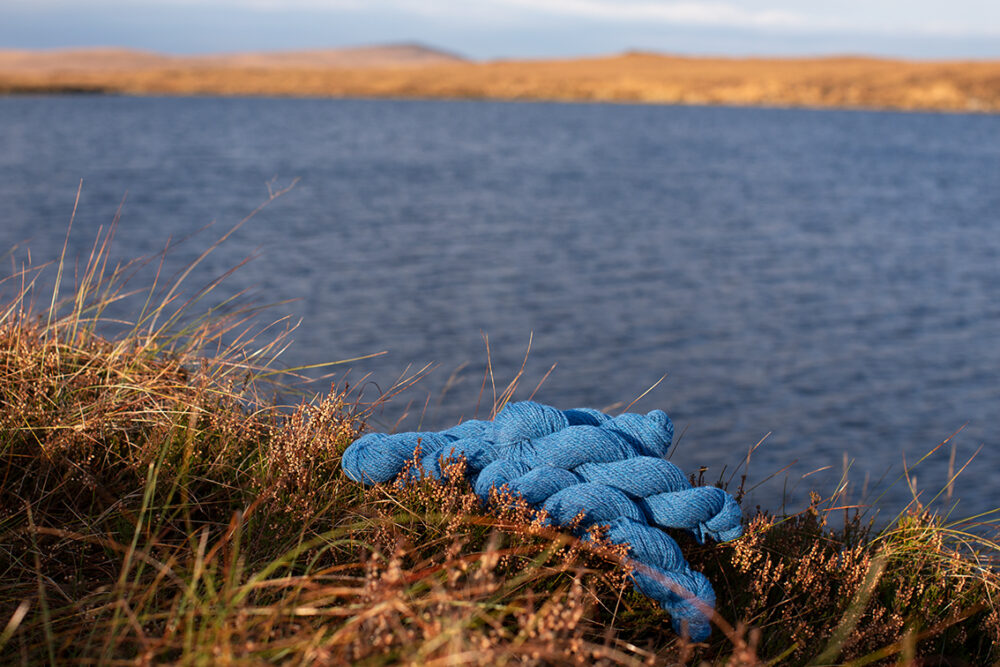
690 497 1000 664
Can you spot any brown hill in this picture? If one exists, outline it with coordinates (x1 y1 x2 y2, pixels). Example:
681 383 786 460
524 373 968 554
199 43 466 68
0 48 175 72
0 43 464 72
1 46 999 113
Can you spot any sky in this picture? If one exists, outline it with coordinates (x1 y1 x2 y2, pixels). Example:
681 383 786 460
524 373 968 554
2 0 1000 60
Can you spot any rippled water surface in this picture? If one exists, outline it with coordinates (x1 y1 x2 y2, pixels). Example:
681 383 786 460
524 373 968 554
2 96 998 517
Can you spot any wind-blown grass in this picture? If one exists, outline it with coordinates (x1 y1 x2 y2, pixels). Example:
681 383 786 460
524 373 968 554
1 204 998 665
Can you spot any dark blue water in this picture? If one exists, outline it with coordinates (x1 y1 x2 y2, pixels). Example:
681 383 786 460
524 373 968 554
2 96 998 519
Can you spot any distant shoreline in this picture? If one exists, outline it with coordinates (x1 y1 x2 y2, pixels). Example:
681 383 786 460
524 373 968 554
5 90 995 119
3 47 1000 113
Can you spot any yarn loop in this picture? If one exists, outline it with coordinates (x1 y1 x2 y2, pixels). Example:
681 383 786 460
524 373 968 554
341 400 742 641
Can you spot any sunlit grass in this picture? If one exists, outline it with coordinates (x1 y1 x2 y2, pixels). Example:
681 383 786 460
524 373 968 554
1 199 997 664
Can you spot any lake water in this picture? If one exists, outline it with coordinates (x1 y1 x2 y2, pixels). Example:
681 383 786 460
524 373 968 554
1 96 998 520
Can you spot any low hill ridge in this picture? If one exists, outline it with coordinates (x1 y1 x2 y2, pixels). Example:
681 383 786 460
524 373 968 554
0 43 466 72
1 45 998 113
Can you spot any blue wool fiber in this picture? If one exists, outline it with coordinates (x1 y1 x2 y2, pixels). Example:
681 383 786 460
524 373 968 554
340 400 742 641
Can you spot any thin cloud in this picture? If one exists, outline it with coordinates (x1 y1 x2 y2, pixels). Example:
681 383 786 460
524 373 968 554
316 0 1000 37
8 0 1000 37
211 0 1000 36
497 0 813 29
233 0 817 29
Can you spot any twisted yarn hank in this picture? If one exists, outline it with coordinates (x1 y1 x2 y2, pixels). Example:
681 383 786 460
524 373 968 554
341 401 742 641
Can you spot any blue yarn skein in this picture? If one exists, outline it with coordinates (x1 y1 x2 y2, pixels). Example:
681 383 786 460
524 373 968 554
341 401 742 641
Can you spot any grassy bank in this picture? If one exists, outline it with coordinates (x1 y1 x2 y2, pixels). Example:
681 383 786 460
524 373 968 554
1 219 998 665
3 49 1000 113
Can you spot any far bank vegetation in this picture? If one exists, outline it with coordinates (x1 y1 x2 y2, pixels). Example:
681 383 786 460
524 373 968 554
2 47 1000 112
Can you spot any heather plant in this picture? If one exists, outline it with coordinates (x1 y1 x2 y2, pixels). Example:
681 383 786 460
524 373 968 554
1 206 998 665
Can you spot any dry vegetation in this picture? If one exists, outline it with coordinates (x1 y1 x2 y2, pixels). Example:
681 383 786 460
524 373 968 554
2 48 1000 112
1 204 999 665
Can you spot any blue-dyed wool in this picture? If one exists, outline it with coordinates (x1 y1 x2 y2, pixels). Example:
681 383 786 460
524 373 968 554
341 400 742 642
